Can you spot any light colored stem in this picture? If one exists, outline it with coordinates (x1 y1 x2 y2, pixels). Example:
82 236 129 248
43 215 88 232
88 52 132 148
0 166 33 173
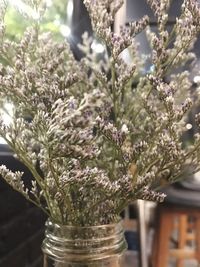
111 60 118 124
47 150 74 223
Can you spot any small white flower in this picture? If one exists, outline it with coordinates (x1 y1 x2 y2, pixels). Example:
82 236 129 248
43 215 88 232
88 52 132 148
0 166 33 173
121 124 129 134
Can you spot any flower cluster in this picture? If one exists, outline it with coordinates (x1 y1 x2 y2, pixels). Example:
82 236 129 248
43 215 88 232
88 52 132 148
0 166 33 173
0 0 200 225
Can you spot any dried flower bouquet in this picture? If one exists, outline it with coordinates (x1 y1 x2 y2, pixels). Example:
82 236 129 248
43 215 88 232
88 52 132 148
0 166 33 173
0 0 200 226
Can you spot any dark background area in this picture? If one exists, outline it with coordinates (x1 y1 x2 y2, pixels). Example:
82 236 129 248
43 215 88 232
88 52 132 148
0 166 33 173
0 145 46 267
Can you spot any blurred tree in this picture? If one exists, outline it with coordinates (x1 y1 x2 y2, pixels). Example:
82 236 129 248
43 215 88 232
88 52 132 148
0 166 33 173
5 0 69 40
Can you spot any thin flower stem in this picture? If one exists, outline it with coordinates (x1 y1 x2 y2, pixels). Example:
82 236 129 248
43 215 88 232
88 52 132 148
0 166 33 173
111 59 118 124
0 131 54 215
47 150 74 223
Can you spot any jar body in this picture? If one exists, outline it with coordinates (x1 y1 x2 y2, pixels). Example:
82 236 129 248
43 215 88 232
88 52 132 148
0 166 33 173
43 254 124 267
42 219 127 267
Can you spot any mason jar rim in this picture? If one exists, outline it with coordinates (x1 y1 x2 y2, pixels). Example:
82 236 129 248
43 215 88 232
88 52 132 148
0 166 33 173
46 218 123 229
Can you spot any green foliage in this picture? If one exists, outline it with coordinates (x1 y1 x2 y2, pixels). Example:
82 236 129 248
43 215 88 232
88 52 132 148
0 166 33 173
5 0 68 41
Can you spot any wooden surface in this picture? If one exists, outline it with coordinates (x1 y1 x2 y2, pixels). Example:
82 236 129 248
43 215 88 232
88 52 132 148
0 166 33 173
152 204 200 267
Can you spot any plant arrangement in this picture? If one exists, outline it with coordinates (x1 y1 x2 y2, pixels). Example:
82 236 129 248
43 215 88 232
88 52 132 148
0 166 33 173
0 0 200 226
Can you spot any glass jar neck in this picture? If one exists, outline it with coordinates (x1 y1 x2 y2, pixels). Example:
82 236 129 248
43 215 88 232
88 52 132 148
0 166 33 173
42 219 127 263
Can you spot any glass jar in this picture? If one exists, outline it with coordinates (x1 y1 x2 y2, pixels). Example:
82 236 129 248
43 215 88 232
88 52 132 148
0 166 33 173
42 219 127 267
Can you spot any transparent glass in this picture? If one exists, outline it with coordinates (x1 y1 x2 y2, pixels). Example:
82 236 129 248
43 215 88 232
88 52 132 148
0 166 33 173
42 219 127 267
